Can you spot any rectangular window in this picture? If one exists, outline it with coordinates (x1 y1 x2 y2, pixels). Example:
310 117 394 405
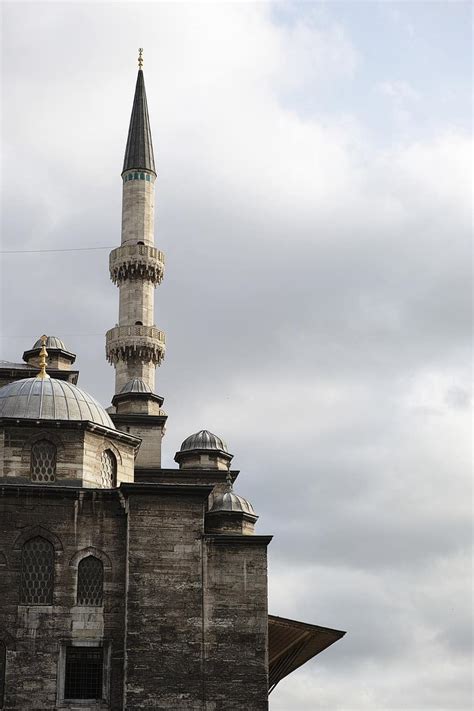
145 174 150 181
64 646 103 700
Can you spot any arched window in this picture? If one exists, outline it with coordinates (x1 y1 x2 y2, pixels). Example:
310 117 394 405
135 321 143 325
100 450 117 488
77 556 103 606
0 640 5 709
30 439 56 482
20 537 54 605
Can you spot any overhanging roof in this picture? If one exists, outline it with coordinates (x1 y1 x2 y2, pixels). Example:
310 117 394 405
268 615 345 694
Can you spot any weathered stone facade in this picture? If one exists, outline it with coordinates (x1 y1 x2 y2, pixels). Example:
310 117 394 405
0 477 271 710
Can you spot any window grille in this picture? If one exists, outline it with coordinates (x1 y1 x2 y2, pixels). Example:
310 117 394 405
0 641 5 709
64 646 103 700
31 439 56 482
77 556 103 606
20 537 54 605
100 450 116 488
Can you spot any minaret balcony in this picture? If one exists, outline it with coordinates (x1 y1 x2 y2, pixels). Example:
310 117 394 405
109 244 165 286
105 325 166 366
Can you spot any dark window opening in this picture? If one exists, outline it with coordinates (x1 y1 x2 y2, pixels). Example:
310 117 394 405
0 641 5 709
20 536 54 604
77 556 103 606
137 241 144 245
64 646 103 700
135 321 143 326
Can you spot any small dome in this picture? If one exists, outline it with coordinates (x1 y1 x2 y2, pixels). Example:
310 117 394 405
119 378 152 394
210 490 256 516
0 377 115 429
32 336 68 351
180 430 228 453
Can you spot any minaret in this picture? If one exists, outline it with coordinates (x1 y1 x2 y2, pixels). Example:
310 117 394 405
106 49 165 398
106 51 167 468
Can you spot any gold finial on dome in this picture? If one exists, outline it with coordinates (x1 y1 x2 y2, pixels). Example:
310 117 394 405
138 48 144 69
37 335 50 380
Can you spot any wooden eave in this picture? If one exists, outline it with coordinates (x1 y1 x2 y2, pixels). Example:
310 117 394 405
268 614 345 693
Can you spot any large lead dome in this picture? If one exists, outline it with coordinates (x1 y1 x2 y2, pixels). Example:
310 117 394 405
0 377 115 429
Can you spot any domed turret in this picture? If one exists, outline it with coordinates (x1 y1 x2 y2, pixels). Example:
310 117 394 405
0 377 115 429
23 335 76 370
174 430 233 470
206 473 258 535
111 377 164 415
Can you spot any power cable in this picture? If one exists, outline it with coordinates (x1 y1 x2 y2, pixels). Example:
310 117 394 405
0 246 112 254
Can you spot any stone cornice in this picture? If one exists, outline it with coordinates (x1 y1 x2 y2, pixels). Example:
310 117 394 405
203 534 273 546
0 483 121 499
111 413 168 427
133 467 239 484
119 482 213 498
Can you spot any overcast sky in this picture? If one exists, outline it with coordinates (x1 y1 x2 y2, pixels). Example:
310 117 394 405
1 2 472 709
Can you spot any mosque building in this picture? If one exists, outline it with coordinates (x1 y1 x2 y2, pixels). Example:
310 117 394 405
0 51 344 710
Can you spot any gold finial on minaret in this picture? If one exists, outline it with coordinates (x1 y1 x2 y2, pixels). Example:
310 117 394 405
37 335 50 380
138 48 144 69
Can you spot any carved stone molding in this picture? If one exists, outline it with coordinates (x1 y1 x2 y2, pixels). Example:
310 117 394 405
109 244 165 286
105 325 166 366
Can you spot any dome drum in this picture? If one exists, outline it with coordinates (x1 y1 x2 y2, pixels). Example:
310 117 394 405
0 377 141 488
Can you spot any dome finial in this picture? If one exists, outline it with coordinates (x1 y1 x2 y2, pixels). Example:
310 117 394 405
138 47 144 69
37 334 50 380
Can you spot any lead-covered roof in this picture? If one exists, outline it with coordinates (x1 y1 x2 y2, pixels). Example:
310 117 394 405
122 69 156 175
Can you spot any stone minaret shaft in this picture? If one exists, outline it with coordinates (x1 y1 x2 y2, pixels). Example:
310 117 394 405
106 66 165 395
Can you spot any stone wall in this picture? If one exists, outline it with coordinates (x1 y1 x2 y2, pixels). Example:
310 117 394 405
83 431 135 487
0 425 85 486
203 536 270 710
124 421 164 469
0 487 127 710
124 486 208 709
0 483 271 710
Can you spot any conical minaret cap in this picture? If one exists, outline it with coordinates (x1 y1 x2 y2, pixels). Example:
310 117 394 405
122 66 155 175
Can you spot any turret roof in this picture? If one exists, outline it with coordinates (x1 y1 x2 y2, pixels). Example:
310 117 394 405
122 69 156 175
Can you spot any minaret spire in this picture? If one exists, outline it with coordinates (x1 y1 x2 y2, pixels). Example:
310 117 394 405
106 53 165 404
122 50 155 176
